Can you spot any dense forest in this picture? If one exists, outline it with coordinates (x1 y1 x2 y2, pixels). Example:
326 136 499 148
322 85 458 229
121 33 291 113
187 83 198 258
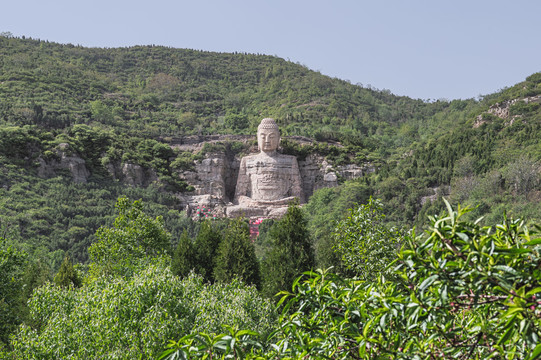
1 34 540 358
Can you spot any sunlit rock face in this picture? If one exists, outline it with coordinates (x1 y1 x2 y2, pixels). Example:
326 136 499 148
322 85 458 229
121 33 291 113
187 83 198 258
227 118 303 218
171 121 369 220
36 143 90 183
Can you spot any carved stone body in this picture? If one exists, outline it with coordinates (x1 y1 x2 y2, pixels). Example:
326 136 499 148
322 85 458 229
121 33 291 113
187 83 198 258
235 152 303 205
226 118 304 218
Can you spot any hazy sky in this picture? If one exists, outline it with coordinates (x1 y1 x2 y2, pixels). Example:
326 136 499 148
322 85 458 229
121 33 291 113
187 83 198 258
2 0 540 100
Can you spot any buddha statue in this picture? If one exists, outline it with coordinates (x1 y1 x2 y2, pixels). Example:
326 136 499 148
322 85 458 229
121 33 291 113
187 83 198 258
228 118 303 217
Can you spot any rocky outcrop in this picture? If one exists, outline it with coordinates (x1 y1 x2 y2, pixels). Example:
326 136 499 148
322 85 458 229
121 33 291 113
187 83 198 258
35 138 369 219
37 143 90 183
420 186 451 205
176 151 371 219
122 163 145 187
63 155 90 183
474 95 541 128
298 155 374 198
178 154 238 202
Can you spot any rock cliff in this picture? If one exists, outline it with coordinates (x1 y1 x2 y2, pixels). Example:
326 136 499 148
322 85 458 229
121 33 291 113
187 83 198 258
37 143 90 183
35 137 370 219
176 149 372 218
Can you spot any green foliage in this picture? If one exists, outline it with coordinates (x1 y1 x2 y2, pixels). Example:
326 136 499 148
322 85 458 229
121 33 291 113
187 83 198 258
0 223 26 346
159 326 263 360
333 197 402 280
1 35 541 270
160 202 541 359
0 163 190 265
261 201 315 298
53 256 81 288
10 263 276 359
509 101 540 116
193 220 223 283
214 218 261 288
526 72 541 84
304 180 371 271
170 230 196 278
170 151 201 172
1 34 541 357
88 196 171 278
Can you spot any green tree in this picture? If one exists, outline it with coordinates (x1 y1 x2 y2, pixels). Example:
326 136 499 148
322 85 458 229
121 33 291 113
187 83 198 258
161 201 541 360
261 200 314 298
171 230 196 278
17 259 51 328
53 255 81 288
193 220 222 283
303 180 370 271
214 218 260 288
89 100 113 123
0 223 26 346
333 197 402 280
88 196 171 278
10 264 276 359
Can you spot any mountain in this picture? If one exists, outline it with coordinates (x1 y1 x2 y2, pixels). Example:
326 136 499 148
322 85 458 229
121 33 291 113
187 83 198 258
1 34 540 268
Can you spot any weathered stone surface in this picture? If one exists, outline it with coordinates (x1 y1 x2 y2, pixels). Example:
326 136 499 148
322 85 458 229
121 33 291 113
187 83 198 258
122 163 145 186
226 118 303 218
37 157 56 178
62 155 90 183
121 163 158 187
177 133 373 219
234 153 303 203
36 143 90 183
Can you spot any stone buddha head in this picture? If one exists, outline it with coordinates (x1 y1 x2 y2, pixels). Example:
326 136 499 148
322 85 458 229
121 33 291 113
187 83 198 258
257 118 280 154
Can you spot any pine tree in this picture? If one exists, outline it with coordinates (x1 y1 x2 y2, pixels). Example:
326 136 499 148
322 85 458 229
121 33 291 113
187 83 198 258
261 200 314 298
214 218 260 288
171 230 196 278
54 255 81 288
193 220 222 283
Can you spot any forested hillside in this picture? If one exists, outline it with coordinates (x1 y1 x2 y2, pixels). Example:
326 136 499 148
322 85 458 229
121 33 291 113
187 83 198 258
1 34 540 265
1 34 541 358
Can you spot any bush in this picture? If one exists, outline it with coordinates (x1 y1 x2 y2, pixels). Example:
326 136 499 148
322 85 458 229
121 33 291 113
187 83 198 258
333 197 402 280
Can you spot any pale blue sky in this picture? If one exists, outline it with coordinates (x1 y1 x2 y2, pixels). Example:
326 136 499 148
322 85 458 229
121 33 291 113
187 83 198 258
2 0 540 100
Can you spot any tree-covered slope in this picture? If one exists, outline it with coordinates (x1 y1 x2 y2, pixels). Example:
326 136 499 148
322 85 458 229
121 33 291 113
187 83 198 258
0 35 440 142
0 34 540 270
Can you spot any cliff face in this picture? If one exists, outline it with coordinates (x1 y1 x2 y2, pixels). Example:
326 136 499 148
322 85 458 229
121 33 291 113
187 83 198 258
35 138 369 218
175 151 372 218
37 144 90 183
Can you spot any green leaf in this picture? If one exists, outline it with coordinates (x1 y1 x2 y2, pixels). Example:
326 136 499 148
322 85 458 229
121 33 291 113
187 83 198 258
236 329 259 337
419 275 438 291
497 324 516 346
379 314 387 331
524 238 541 246
496 248 531 254
527 343 541 360
492 265 520 276
363 318 375 338
443 198 454 225
526 287 541 297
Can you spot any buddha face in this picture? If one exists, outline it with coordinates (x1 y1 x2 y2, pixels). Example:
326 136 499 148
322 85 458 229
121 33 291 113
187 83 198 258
258 128 280 153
